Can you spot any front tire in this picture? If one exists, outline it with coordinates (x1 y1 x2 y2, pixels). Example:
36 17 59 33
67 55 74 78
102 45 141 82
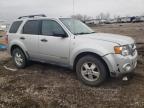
12 48 27 68
76 55 107 86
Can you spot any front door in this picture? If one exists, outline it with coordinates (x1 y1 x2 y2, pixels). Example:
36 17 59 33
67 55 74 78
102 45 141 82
39 20 70 64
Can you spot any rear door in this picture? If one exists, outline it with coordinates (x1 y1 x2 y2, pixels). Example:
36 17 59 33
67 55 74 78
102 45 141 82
39 19 70 64
20 20 40 59
8 21 23 44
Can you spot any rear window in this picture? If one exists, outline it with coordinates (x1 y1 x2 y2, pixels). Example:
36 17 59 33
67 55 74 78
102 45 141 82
9 21 22 33
22 20 40 35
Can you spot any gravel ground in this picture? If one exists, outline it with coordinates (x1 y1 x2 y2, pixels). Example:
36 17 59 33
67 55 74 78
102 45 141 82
0 23 144 108
0 51 10 61
0 55 144 108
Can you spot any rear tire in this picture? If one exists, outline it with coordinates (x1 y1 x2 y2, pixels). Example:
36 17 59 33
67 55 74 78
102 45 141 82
12 48 27 68
76 55 107 86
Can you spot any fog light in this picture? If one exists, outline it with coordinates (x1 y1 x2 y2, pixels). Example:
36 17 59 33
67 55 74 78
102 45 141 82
123 64 132 72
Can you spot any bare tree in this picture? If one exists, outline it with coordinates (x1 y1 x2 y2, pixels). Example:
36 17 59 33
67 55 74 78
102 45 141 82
83 15 91 22
71 14 91 22
113 15 121 23
105 13 110 20
96 12 110 20
71 14 83 20
99 13 105 20
114 15 120 19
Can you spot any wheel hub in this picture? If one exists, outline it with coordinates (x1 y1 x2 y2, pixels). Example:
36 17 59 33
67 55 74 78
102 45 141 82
81 62 100 82
14 52 23 66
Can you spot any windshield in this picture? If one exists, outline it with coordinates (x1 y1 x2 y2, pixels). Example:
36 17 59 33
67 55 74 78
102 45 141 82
60 18 95 35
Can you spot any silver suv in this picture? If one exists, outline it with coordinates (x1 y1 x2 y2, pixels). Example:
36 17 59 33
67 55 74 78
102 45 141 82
8 14 138 86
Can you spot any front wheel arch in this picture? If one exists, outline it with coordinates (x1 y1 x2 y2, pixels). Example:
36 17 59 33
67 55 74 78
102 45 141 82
73 52 110 77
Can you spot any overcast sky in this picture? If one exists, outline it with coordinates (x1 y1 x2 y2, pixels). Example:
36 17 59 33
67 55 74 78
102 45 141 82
0 0 144 22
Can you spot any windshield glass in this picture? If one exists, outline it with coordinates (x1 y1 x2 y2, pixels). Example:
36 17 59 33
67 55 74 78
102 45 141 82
60 18 95 35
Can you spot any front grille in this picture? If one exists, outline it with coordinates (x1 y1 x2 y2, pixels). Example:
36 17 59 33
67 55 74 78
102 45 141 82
129 44 136 56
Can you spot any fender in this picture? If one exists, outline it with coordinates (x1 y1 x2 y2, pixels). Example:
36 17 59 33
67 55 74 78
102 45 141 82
9 39 29 58
70 45 111 67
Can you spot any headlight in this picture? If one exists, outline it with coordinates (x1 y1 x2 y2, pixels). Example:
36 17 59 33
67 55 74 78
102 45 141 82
114 45 130 56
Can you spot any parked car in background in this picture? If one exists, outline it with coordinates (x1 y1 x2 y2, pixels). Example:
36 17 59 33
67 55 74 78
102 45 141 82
140 16 144 22
8 14 138 86
132 16 141 23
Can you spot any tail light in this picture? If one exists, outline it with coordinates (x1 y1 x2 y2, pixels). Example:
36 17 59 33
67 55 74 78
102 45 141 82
4 32 8 44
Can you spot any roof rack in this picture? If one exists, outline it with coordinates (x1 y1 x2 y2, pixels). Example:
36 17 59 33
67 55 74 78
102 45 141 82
18 14 47 19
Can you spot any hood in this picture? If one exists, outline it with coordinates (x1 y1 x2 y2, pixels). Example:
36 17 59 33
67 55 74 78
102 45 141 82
77 33 135 45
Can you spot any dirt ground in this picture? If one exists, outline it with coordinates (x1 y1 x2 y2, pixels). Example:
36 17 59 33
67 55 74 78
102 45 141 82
0 23 144 108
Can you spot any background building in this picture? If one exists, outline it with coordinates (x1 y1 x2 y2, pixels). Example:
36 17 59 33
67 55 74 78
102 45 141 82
0 20 10 31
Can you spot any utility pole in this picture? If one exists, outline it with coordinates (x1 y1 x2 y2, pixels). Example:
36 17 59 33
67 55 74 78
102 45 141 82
73 0 75 16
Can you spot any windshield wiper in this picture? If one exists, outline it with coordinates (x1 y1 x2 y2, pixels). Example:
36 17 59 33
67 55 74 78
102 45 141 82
74 32 95 35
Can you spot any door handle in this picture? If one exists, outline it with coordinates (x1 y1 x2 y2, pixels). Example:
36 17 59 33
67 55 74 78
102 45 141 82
41 39 48 42
20 37 25 40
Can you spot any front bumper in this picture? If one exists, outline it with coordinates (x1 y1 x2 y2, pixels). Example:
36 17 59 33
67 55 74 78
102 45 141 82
103 50 138 77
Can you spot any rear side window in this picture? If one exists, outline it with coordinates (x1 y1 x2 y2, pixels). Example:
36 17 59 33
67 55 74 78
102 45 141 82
23 20 40 35
9 21 22 33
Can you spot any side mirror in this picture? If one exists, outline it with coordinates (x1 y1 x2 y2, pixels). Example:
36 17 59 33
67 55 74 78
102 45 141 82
61 33 68 38
53 32 68 38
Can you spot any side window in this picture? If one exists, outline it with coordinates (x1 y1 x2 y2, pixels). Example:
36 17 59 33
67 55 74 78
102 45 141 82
23 20 40 35
42 20 66 37
9 21 22 33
